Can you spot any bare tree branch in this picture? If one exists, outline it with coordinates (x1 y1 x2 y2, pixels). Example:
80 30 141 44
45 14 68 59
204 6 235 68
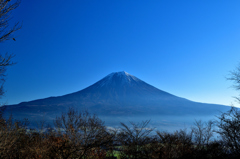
0 0 21 43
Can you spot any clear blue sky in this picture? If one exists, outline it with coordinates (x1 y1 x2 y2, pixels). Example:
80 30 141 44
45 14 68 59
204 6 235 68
2 0 240 106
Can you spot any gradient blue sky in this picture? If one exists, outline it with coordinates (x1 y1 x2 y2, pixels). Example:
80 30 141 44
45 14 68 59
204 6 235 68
2 0 240 106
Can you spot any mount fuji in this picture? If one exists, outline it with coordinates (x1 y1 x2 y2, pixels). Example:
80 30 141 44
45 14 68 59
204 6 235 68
4 71 229 124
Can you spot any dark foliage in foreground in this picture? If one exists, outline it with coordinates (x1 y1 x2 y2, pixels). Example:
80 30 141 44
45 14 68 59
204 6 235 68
0 107 240 159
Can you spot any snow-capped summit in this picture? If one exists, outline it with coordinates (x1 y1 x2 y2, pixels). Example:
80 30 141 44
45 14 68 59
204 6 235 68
97 71 141 87
105 71 135 79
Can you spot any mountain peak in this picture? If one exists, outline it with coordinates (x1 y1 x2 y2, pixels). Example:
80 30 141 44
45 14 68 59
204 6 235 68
107 71 129 77
103 71 140 85
87 71 141 89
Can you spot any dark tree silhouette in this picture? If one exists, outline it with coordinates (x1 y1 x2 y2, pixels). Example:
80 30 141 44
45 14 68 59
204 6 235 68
191 120 215 149
216 107 240 156
153 129 193 159
117 120 154 159
0 0 21 99
0 0 21 42
53 107 114 159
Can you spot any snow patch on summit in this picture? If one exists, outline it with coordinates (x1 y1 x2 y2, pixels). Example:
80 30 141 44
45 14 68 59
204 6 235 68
97 71 141 87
